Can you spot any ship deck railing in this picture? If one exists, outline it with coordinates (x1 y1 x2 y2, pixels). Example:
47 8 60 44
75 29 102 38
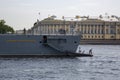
27 32 81 36
0 32 81 36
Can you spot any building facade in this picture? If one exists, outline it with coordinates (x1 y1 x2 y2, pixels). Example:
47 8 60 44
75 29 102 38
30 17 120 40
77 19 120 40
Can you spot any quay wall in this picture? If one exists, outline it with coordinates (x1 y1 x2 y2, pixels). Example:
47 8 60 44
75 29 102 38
80 39 120 45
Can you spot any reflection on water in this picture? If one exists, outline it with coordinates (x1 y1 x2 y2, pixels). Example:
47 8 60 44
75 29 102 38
0 45 120 80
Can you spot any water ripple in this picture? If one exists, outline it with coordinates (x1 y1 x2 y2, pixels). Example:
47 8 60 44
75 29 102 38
0 45 120 80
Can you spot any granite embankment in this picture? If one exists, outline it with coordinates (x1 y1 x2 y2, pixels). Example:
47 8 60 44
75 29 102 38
80 39 120 45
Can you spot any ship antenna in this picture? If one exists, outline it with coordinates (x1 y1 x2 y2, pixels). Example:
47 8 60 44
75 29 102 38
38 12 41 20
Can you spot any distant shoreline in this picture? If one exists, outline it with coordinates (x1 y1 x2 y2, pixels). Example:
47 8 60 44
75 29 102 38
80 39 120 45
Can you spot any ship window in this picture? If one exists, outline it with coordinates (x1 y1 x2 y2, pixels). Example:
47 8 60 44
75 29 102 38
43 36 47 43
74 41 77 43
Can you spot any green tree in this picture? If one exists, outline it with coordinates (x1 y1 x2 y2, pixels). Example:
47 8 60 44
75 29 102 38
0 20 14 34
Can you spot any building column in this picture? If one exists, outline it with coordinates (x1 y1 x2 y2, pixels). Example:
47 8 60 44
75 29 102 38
41 26 43 34
100 25 102 34
57 25 59 34
38 27 39 35
86 25 88 34
65 24 67 33
79 25 81 34
48 25 50 34
83 25 85 34
69 24 70 34
108 26 110 34
44 25 45 34
49 26 50 34
93 26 94 34
44 25 47 34
115 25 118 39
96 25 98 34
46 25 48 34
90 25 91 34
52 25 54 34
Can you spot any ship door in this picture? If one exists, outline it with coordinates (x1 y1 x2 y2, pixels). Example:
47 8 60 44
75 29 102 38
43 36 47 43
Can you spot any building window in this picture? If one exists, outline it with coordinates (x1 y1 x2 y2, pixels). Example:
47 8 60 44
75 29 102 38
92 36 94 38
95 36 97 38
111 36 114 38
110 29 115 34
88 27 90 34
98 26 101 34
101 29 104 34
117 29 120 34
88 36 90 38
84 27 86 33
95 27 97 34
102 36 104 38
106 29 108 34
110 26 116 34
81 26 83 33
99 36 100 38
91 26 93 34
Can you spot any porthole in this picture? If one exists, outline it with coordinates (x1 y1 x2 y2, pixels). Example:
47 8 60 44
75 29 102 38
74 41 77 43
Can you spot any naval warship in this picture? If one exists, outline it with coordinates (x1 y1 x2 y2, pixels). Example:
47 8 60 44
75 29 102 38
0 20 93 57
0 34 83 57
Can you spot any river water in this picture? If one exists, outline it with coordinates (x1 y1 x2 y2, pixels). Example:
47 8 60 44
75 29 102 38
0 45 120 80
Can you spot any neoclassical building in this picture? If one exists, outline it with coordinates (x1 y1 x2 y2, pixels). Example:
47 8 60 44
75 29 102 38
29 17 120 40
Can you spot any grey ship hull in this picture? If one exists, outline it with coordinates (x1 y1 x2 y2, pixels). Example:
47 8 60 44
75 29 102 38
0 35 81 57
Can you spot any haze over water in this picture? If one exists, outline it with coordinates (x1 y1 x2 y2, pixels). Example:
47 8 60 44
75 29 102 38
0 45 120 80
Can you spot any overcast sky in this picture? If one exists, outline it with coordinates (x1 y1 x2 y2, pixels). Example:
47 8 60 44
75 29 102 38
0 0 120 30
